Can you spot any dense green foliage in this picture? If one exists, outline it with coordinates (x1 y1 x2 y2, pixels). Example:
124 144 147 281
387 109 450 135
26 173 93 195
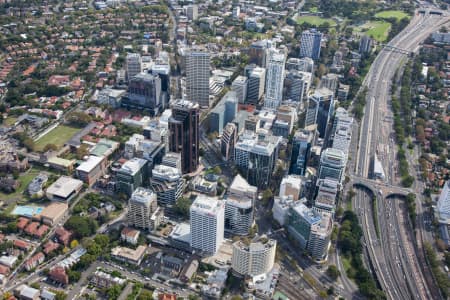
424 242 450 298
65 216 98 239
338 211 385 299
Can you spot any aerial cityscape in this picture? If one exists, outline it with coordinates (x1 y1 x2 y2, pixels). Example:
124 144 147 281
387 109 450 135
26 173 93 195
0 0 449 299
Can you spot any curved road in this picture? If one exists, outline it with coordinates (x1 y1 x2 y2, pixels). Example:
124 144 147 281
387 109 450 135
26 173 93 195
352 8 450 300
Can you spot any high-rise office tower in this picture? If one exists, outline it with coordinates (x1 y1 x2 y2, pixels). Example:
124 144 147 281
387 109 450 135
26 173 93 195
234 131 281 188
246 67 266 105
122 73 161 116
264 50 286 109
150 164 184 206
186 49 210 107
127 187 158 231
248 40 272 67
168 100 200 174
286 200 332 260
190 195 225 255
314 178 339 215
299 29 323 60
231 76 248 104
332 125 352 156
232 6 240 19
285 70 312 102
305 88 334 138
290 129 314 176
286 57 314 73
126 53 142 81
279 175 302 201
209 91 238 135
151 52 171 110
221 123 238 161
319 73 339 95
318 148 346 185
231 237 276 277
332 107 353 135
359 35 373 54
186 4 198 21
117 158 148 196
225 174 257 236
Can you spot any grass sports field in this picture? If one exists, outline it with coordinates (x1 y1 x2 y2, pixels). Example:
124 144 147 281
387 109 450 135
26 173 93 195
375 10 410 21
34 125 80 151
296 15 337 27
358 21 391 42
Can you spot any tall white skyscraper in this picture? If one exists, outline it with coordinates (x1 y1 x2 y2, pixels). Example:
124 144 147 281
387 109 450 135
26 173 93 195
190 195 225 255
126 53 142 81
264 50 286 109
186 49 210 107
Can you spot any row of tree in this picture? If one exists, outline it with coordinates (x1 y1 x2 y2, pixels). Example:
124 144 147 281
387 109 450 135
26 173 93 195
338 211 386 299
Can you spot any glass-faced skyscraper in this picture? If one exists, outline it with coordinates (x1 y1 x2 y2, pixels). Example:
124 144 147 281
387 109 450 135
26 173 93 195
299 29 323 60
168 100 200 174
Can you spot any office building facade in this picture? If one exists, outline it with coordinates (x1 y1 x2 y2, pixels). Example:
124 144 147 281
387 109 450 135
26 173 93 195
231 76 248 104
117 158 148 196
122 73 161 115
127 187 158 231
286 57 314 73
221 123 238 161
225 175 257 236
190 195 225 255
246 67 266 105
234 131 281 188
231 238 276 277
186 49 210 107
168 100 200 174
318 148 346 185
264 50 286 109
290 129 314 176
299 29 322 60
126 53 142 81
305 88 334 138
285 70 311 102
150 164 184 206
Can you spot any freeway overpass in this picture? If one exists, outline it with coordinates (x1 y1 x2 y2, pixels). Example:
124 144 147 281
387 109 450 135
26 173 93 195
350 175 413 199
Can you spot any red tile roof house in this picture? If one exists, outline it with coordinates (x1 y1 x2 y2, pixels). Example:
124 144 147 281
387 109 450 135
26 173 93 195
43 241 60 255
48 75 70 86
0 264 10 275
24 222 39 236
55 227 72 246
13 239 31 251
49 266 69 285
17 217 29 231
24 252 45 271
34 225 49 239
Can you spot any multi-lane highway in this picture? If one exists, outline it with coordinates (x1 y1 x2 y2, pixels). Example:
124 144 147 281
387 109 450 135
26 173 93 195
351 8 449 300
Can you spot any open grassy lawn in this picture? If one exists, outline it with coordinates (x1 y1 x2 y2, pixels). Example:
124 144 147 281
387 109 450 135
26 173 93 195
3 117 17 126
0 168 40 202
34 125 80 151
358 21 391 42
341 256 352 274
296 16 337 27
375 10 409 21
